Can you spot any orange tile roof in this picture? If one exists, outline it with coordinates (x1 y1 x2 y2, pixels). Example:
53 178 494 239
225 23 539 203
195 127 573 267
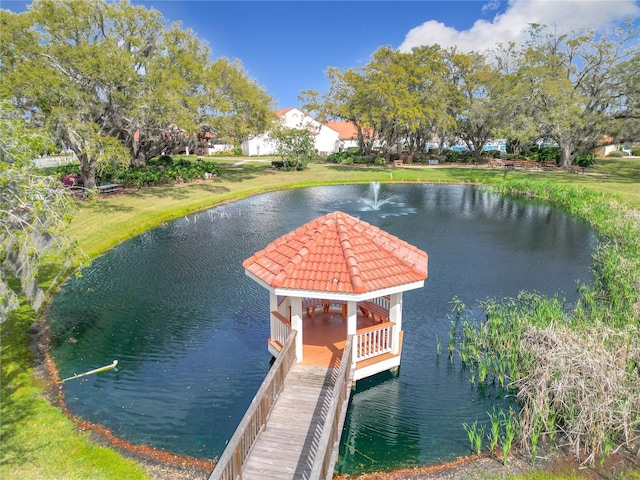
326 120 358 140
274 107 296 117
242 211 428 294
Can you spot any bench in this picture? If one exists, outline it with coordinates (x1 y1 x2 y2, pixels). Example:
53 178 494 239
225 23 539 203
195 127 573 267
358 301 389 323
393 160 403 167
302 299 324 318
302 299 347 318
65 186 87 198
97 183 123 194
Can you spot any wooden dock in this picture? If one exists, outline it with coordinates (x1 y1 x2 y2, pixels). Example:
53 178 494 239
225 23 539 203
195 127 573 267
241 365 340 479
210 331 354 480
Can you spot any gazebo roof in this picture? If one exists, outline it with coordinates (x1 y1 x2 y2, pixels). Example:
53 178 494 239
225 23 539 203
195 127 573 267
242 211 428 294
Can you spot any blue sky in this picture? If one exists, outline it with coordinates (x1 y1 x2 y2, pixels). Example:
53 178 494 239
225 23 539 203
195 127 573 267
3 1 639 109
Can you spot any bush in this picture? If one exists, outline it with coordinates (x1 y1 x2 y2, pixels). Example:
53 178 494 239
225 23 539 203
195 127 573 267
96 157 221 187
632 149 640 156
413 152 429 163
374 157 386 165
327 149 365 165
521 146 560 162
51 163 81 177
148 155 173 167
607 150 625 157
574 152 596 168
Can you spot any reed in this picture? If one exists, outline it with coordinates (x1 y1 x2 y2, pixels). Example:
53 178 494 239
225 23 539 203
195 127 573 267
463 420 485 455
488 407 501 453
450 181 640 466
501 409 519 465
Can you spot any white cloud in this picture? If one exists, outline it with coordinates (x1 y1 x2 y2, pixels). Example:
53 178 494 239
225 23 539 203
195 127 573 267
482 0 502 14
398 0 640 53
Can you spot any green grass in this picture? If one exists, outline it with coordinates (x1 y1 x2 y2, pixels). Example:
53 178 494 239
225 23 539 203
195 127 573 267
1 305 149 479
2 157 639 479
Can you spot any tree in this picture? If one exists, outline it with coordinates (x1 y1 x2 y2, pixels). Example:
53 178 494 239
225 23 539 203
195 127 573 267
301 67 381 154
302 46 450 157
0 0 274 187
0 102 77 322
439 48 504 162
273 129 314 171
609 47 640 142
205 58 275 147
506 24 639 168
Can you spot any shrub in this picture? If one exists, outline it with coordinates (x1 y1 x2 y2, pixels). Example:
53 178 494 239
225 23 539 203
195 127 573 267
102 157 221 187
327 150 359 164
374 157 386 165
413 152 429 163
522 146 560 162
148 155 173 167
631 149 640 156
51 164 81 177
574 152 596 168
607 150 624 157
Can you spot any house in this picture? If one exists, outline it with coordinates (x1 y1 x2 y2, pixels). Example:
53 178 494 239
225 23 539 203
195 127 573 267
326 120 360 151
241 108 339 156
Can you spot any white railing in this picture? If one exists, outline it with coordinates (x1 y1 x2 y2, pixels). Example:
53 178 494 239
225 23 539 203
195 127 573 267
354 322 395 362
309 335 354 480
370 295 390 310
270 311 291 349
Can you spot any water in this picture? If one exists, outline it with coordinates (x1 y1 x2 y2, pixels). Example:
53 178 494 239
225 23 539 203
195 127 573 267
45 184 595 473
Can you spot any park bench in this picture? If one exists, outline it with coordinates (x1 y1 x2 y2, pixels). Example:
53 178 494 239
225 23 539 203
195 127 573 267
97 183 123 194
358 300 389 323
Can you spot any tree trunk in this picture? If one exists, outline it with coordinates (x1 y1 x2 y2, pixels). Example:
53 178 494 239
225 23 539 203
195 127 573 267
78 153 97 189
559 144 572 168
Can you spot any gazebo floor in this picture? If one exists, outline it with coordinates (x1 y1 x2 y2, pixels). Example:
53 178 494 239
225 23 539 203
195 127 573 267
300 307 379 368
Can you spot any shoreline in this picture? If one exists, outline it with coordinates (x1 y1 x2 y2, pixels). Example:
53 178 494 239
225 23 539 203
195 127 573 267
31 317 543 480
24 165 639 479
34 318 639 480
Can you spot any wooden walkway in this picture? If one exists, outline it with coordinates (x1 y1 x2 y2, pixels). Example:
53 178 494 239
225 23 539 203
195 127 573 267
240 364 342 480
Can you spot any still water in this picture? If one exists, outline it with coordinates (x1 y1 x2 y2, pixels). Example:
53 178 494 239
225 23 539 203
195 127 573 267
46 184 594 473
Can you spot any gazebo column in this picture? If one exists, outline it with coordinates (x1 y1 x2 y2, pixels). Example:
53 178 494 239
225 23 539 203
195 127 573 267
346 301 357 365
390 292 403 354
290 296 303 362
269 291 278 341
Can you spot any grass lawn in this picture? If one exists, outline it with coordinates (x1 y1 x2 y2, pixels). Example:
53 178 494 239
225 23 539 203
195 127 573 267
2 157 639 480
66 157 640 258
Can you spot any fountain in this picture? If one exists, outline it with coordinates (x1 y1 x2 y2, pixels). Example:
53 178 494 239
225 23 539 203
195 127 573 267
363 182 395 210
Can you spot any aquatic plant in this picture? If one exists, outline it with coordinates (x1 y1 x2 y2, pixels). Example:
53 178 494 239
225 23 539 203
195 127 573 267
462 420 484 455
501 409 518 465
487 407 501 453
450 181 640 465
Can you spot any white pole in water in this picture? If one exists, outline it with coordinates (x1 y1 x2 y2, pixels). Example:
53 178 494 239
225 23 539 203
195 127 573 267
61 360 118 382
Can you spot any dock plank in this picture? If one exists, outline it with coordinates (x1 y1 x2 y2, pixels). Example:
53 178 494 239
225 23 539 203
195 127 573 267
240 364 337 480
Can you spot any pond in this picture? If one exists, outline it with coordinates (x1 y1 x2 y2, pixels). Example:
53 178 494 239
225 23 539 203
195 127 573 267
46 184 595 474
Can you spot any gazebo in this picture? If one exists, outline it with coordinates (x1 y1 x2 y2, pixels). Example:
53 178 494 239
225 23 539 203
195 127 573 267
242 211 428 381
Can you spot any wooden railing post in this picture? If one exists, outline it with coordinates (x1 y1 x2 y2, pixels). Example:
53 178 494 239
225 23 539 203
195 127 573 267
209 330 297 480
309 335 355 480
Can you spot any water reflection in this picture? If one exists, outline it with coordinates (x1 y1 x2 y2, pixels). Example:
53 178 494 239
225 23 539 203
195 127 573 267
46 185 595 471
